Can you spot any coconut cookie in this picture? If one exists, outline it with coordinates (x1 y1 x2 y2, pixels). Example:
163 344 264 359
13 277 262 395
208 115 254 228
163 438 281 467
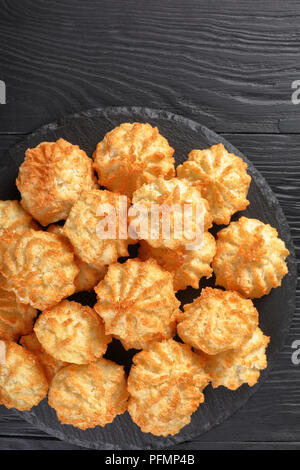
212 217 289 298
177 143 251 225
93 122 175 197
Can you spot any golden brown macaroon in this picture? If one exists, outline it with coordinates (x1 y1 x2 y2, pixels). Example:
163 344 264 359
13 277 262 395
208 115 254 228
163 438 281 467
212 217 289 298
94 258 180 350
0 200 38 237
0 200 38 269
129 178 212 251
63 189 130 268
128 339 210 436
177 288 258 355
16 138 98 226
34 300 111 365
74 261 107 294
202 327 270 390
0 340 48 410
177 143 251 225
48 358 128 430
138 231 216 291
0 274 37 341
20 332 69 383
0 229 79 310
93 122 175 198
47 224 107 293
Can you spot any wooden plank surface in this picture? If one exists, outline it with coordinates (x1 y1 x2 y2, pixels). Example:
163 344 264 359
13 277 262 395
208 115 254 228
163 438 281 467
0 132 299 450
0 0 299 451
0 0 300 134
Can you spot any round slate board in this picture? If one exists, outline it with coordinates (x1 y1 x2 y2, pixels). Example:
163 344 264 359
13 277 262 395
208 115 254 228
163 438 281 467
3 107 296 450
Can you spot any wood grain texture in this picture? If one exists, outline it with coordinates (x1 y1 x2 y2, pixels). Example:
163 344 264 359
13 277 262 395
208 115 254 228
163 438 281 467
0 132 299 450
0 0 300 134
0 0 299 450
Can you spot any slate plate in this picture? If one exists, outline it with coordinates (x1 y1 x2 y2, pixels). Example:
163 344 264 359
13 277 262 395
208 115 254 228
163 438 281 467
3 107 296 450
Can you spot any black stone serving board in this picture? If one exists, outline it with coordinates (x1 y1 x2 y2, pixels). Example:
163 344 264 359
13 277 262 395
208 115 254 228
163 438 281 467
3 107 296 450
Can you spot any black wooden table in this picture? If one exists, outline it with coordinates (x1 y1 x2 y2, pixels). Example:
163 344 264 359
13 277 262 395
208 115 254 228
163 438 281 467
0 0 299 450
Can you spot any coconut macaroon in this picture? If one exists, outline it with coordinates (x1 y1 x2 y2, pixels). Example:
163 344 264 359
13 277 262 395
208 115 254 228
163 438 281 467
47 224 107 293
177 143 251 225
63 189 130 268
74 261 107 294
0 200 38 237
202 327 270 390
93 122 175 198
16 138 98 226
177 288 258 355
0 200 38 268
138 232 216 291
128 339 210 437
0 274 37 341
48 358 128 430
34 300 111 365
129 178 212 251
0 340 48 411
0 229 79 310
212 217 289 298
94 258 180 350
20 332 68 383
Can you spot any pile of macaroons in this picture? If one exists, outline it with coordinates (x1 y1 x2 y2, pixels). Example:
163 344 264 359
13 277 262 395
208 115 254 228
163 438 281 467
0 123 289 437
